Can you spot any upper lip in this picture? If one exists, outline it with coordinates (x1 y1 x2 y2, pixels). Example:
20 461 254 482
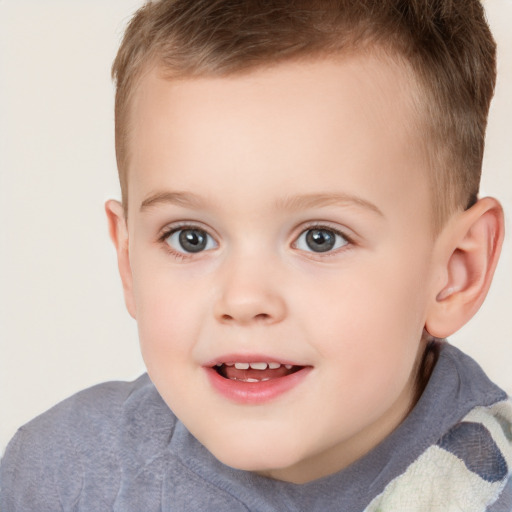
203 353 306 368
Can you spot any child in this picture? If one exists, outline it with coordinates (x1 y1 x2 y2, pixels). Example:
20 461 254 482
1 0 511 510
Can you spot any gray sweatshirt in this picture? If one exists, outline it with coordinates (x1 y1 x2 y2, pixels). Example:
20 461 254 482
1 343 511 511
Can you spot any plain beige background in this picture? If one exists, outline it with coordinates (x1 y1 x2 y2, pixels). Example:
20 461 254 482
0 0 511 453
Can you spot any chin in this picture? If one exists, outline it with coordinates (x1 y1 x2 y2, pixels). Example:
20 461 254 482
206 438 304 475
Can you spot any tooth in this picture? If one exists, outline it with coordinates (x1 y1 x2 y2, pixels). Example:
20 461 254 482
234 362 250 370
225 363 234 367
284 364 293 370
245 378 259 383
215 363 223 367
249 362 268 370
261 378 270 382
268 362 281 369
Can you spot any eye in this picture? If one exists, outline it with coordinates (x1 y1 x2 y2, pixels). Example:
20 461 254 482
165 227 217 254
295 227 349 253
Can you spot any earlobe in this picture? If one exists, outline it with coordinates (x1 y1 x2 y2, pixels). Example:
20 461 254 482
105 200 137 319
425 197 504 339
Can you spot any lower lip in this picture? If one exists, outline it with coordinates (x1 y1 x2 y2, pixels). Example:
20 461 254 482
205 366 312 404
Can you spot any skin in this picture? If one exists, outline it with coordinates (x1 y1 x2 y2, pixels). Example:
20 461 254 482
106 55 504 483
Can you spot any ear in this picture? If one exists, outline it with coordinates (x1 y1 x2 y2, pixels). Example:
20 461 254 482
105 199 137 319
425 197 504 338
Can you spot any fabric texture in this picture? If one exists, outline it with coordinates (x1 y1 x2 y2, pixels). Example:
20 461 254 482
1 343 511 511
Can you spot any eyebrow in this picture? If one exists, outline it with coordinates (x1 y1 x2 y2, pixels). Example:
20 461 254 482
140 191 206 211
275 193 384 217
140 190 384 217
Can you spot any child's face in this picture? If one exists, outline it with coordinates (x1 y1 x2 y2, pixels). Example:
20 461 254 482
119 55 441 483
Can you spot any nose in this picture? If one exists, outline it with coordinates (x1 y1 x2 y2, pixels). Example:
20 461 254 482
213 256 287 326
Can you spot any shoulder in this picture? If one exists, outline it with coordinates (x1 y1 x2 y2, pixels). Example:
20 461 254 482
364 344 512 511
427 399 512 511
365 397 512 512
440 398 512 510
4 374 166 455
0 375 176 511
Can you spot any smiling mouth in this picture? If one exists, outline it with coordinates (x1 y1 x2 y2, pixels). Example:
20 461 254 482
213 362 304 382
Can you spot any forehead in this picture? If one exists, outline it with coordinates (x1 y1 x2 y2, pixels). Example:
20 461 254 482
127 54 430 227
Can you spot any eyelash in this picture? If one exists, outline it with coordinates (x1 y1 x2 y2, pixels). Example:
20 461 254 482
158 223 214 261
158 222 354 261
294 223 353 257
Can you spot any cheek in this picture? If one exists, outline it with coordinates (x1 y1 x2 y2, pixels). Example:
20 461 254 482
132 273 210 414
131 263 205 364
300 249 430 371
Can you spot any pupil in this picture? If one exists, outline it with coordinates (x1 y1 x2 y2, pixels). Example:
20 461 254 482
179 229 207 253
306 229 335 252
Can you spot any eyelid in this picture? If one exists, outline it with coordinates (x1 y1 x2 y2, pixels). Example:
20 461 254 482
158 221 219 258
292 222 354 255
157 220 217 240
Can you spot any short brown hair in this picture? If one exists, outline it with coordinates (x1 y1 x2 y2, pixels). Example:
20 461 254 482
112 0 496 228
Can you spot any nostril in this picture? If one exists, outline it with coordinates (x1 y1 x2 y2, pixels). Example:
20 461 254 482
219 312 270 323
254 313 271 321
